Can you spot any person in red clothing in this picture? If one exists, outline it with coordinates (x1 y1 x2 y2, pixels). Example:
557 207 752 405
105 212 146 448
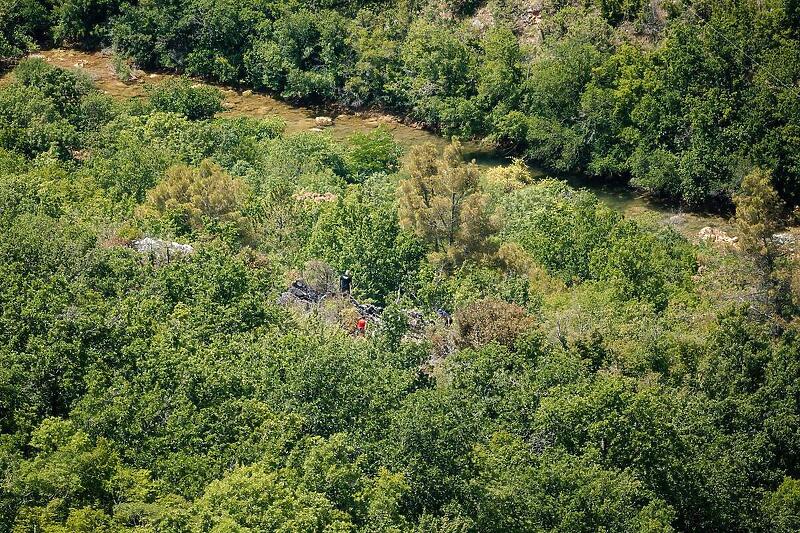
356 317 367 336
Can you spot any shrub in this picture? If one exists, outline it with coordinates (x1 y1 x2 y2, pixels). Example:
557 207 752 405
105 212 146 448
454 297 535 350
482 158 533 195
111 53 133 82
146 77 223 120
13 58 95 123
0 83 78 158
345 126 402 182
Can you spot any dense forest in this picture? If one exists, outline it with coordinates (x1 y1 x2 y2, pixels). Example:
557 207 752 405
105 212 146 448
1 1 800 532
1 0 800 207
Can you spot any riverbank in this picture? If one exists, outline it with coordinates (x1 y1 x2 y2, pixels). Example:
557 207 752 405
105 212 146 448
7 48 745 241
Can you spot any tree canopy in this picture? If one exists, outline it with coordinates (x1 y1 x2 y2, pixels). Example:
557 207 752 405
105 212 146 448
1 10 800 533
2 0 800 208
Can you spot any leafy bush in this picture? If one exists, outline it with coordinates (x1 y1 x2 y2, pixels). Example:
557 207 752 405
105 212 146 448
146 77 223 120
306 189 425 303
111 52 133 82
13 58 95 122
0 0 48 62
345 126 402 182
0 83 78 157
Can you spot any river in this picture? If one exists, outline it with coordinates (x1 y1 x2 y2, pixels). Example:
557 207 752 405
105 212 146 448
20 49 734 240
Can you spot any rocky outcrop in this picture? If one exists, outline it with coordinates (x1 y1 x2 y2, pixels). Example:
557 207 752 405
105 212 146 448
277 280 327 310
773 232 798 251
470 6 495 32
131 237 194 261
698 227 800 251
698 227 738 246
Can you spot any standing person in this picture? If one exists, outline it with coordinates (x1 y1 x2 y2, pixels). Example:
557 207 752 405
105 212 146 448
356 316 367 336
340 270 352 295
436 308 452 326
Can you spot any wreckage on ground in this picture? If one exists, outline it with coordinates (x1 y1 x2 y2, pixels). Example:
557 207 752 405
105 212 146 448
277 280 383 322
276 279 438 339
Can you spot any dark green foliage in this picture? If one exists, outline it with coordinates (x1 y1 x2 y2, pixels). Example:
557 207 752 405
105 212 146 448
502 179 696 310
5 0 800 206
306 189 425 303
51 0 124 48
244 9 354 102
0 83 78 158
146 77 224 120
1 18 800 533
764 477 800 533
0 59 101 158
0 0 48 63
13 58 95 121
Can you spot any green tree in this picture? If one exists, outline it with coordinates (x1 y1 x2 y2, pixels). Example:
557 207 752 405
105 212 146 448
734 168 790 316
399 141 499 266
0 0 48 63
140 159 251 237
470 432 676 532
736 169 785 265
13 58 95 124
764 477 800 533
0 84 77 158
192 464 353 531
7 418 150 531
345 126 403 182
306 189 424 303
51 0 122 48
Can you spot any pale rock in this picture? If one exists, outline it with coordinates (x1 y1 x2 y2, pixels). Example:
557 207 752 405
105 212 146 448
698 227 738 245
132 237 194 258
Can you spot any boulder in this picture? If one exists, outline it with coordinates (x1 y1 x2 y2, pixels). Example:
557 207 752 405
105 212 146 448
277 279 383 323
315 116 333 127
277 280 326 308
667 214 687 226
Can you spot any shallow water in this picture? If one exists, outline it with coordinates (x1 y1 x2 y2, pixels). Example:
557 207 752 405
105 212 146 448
15 49 734 239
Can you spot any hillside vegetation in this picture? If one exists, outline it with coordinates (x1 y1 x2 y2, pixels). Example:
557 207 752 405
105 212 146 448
1 53 800 532
1 0 799 208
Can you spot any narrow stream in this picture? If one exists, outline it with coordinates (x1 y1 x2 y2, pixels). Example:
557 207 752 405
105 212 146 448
21 49 734 239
